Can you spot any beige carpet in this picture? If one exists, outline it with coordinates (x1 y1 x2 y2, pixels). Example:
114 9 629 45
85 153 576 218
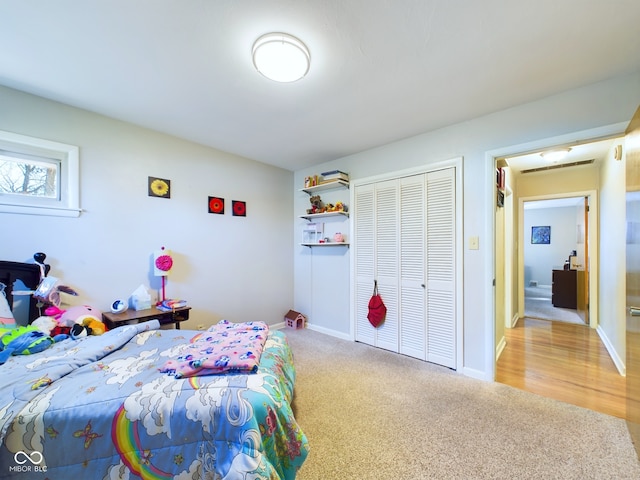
284 328 640 479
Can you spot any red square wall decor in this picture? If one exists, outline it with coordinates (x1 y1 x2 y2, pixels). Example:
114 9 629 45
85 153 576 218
208 196 225 214
232 200 246 217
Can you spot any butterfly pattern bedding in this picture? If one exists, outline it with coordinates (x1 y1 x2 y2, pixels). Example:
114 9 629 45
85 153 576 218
0 320 308 479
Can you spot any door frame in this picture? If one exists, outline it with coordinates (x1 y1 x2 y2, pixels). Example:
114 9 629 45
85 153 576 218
517 191 598 329
486 121 628 380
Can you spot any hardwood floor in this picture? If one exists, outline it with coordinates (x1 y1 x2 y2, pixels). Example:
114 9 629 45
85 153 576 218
496 317 627 419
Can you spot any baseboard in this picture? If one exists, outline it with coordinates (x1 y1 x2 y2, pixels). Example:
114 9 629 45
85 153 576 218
461 366 491 381
596 325 626 376
306 322 353 341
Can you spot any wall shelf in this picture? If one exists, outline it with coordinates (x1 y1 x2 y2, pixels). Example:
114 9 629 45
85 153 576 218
299 211 349 220
300 242 350 247
300 179 349 194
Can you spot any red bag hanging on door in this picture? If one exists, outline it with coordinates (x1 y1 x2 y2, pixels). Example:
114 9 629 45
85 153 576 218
367 280 387 328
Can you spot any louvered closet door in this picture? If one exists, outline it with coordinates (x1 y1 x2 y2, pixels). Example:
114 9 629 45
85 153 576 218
354 184 375 345
354 167 456 369
425 168 456 368
399 175 426 359
374 180 399 352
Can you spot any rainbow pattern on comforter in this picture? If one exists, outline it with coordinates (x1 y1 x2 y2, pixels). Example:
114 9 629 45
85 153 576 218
0 320 308 480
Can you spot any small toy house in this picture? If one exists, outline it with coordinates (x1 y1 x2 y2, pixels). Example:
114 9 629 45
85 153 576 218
285 310 306 329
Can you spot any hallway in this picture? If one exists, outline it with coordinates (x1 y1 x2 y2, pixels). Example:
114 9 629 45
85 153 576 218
496 317 627 419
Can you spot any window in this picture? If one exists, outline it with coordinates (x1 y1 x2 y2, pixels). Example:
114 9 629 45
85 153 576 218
0 130 80 217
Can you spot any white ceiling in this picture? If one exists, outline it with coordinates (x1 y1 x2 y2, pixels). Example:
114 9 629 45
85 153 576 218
505 136 622 176
1 1 639 172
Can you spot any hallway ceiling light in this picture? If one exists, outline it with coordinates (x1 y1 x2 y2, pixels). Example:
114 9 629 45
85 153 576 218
540 148 571 162
252 33 310 83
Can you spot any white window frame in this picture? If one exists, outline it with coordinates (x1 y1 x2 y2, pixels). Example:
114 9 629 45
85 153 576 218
0 130 80 217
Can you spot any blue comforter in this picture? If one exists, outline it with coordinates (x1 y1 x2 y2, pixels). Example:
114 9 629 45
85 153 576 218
0 321 308 479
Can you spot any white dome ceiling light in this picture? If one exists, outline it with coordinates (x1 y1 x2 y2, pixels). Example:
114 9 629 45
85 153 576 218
252 33 310 83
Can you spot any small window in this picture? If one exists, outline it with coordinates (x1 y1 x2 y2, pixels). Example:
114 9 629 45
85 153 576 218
0 130 79 217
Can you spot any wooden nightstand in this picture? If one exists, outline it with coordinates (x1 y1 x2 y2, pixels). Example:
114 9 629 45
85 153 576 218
102 306 191 330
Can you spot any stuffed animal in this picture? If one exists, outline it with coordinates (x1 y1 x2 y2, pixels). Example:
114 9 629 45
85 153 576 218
82 317 106 335
0 286 16 329
0 325 66 364
56 305 103 328
32 315 57 335
307 195 324 214
43 304 106 337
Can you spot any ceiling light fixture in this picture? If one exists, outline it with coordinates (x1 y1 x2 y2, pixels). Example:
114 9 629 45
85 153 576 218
252 32 310 83
540 147 571 162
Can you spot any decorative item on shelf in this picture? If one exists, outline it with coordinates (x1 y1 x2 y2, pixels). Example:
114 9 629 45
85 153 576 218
320 170 349 183
154 247 173 303
333 232 344 243
496 167 505 191
307 195 324 214
302 222 323 244
304 176 316 188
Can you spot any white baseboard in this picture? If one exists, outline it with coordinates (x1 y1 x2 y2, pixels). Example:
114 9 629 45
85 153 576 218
296 322 492 381
462 366 491 381
596 325 626 376
306 322 353 341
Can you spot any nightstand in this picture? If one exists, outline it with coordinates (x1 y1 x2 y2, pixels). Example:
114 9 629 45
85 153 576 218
102 306 191 330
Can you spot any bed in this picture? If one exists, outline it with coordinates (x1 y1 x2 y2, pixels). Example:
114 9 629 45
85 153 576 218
0 258 309 480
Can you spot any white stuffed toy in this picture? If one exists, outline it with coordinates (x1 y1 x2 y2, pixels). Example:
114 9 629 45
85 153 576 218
0 285 16 329
31 316 57 335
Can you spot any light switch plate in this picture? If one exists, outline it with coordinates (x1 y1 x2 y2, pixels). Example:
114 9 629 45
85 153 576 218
469 236 479 250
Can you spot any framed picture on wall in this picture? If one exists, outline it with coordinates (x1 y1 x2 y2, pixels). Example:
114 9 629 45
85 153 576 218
531 225 551 244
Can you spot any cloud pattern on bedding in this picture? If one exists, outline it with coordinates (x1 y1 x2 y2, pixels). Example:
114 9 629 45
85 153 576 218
0 321 308 480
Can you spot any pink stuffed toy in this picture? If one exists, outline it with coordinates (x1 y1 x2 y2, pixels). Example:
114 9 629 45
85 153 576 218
60 305 103 327
46 305 103 328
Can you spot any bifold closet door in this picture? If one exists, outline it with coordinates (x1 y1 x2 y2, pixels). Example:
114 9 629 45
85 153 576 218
354 180 399 353
354 168 456 369
354 183 376 347
424 168 456 368
398 174 427 359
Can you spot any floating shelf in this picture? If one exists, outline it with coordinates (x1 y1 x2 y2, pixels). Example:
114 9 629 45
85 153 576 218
299 211 349 220
300 179 349 194
300 242 350 247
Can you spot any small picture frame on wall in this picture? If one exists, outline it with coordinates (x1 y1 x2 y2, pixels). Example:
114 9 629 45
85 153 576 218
208 196 225 214
232 200 246 217
531 225 551 245
148 176 171 198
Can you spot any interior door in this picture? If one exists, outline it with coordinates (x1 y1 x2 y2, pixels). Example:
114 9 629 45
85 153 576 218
576 196 589 324
626 105 640 457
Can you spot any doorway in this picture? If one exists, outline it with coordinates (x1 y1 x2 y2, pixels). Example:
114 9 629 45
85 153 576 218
522 196 588 325
493 128 627 414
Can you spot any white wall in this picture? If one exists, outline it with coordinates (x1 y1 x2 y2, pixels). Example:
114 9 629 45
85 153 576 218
294 71 640 380
0 86 295 329
524 206 578 286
